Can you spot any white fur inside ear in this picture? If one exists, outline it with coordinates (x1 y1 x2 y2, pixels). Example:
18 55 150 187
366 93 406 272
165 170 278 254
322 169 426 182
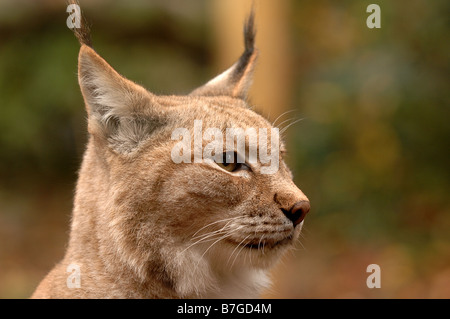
78 47 160 152
80 60 137 122
204 66 234 87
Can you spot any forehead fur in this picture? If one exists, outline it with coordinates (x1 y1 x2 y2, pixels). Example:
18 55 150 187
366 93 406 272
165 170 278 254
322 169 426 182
154 95 273 130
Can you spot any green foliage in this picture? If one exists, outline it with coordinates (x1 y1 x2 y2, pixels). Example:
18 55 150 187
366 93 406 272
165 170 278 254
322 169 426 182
290 0 449 245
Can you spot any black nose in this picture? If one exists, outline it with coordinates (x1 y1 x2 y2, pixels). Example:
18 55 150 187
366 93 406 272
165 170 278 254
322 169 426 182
282 200 310 226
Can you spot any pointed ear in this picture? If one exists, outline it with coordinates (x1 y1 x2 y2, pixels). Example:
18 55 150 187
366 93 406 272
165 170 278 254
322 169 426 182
190 12 257 100
78 45 163 153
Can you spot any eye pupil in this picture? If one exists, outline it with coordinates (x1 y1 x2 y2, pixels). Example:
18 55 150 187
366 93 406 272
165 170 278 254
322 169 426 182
215 152 249 173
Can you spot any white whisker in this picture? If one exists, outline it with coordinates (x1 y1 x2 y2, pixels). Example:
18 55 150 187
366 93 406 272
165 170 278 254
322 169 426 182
272 109 297 127
276 117 296 131
280 118 305 135
178 227 233 256
230 234 251 269
192 216 244 238
198 226 245 262
191 219 236 240
258 234 265 255
226 234 250 268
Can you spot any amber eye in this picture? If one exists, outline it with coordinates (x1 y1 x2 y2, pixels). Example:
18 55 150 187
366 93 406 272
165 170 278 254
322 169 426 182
215 151 249 173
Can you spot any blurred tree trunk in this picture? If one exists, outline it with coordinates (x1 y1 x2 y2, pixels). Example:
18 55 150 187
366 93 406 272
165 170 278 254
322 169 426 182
208 0 293 121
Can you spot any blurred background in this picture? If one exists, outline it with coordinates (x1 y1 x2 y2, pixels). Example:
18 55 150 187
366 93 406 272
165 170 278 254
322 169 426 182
0 0 448 298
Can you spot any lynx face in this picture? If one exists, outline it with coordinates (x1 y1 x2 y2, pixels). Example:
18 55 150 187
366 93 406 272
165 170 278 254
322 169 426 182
32 10 310 299
92 94 310 297
108 94 310 272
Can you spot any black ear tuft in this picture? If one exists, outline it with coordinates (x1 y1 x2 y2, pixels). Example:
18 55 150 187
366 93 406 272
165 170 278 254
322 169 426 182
67 0 93 47
231 9 257 85
244 9 256 51
242 9 256 66
190 10 258 100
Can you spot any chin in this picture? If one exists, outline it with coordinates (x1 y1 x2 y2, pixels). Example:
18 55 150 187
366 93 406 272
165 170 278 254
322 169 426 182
206 224 302 271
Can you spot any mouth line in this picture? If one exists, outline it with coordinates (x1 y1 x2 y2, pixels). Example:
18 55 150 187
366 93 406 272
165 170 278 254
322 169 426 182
229 234 293 250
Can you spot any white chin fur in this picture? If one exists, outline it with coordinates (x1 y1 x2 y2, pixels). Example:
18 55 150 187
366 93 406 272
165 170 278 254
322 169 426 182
171 243 275 298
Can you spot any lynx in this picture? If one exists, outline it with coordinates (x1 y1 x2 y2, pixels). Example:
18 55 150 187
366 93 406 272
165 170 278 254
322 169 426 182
31 7 310 299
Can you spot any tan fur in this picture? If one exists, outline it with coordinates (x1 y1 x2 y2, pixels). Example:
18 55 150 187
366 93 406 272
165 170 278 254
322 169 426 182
32 13 309 299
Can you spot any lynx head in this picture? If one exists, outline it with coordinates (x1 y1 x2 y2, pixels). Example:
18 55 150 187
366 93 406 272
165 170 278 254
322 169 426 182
73 11 309 297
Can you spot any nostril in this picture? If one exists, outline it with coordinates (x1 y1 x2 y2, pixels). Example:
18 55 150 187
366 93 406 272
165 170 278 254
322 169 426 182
282 200 310 226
